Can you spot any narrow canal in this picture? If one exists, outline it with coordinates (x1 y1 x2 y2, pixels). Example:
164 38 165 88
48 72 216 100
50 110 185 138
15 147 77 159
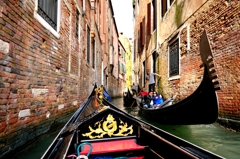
16 97 240 159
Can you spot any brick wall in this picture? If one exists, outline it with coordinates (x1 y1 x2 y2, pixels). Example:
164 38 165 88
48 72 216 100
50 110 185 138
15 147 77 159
134 0 240 130
158 0 240 130
0 0 103 157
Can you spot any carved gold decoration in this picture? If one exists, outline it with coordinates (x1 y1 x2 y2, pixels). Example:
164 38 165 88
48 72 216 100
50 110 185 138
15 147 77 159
82 114 133 139
95 86 105 110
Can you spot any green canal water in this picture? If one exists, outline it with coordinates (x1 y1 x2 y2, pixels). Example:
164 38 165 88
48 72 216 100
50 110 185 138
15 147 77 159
15 97 240 159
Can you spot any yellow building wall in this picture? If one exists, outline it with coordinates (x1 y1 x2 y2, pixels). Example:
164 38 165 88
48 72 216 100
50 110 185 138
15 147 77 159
119 34 133 90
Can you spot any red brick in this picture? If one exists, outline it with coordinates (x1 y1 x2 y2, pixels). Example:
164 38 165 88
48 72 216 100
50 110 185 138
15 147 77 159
8 117 18 125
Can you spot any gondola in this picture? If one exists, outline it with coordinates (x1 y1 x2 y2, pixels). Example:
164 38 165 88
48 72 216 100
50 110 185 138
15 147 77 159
138 30 220 125
41 84 224 159
123 89 137 107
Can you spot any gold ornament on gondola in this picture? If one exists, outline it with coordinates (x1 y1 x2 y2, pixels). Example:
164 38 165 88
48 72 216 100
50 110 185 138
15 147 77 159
82 114 133 139
94 86 105 109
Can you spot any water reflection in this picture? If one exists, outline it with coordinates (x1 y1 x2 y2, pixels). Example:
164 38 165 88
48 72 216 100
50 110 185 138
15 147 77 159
111 97 240 159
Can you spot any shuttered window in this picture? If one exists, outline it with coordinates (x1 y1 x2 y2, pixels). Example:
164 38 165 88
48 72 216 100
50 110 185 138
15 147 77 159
152 0 156 30
142 17 146 45
139 22 142 51
87 26 90 64
169 39 179 77
161 0 175 18
161 0 167 18
147 3 151 36
38 0 58 30
92 40 95 68
138 30 140 53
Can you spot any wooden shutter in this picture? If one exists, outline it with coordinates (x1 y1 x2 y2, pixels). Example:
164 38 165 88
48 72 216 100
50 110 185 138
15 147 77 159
161 0 167 18
147 3 151 36
142 17 145 45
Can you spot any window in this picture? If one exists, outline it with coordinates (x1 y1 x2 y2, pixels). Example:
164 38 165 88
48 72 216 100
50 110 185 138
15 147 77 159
92 40 95 68
118 61 120 72
139 23 142 51
169 39 179 77
138 30 140 53
147 0 156 35
161 0 167 18
152 0 156 30
142 17 146 45
76 9 80 37
87 26 90 64
134 39 136 62
161 0 175 18
152 52 157 73
37 0 58 30
142 61 146 86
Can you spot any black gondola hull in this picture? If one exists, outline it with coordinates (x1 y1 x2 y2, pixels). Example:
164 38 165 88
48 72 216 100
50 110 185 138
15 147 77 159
137 30 220 125
123 89 137 107
138 66 219 125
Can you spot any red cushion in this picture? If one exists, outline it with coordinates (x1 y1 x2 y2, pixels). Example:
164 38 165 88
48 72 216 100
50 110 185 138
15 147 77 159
80 139 145 155
140 92 148 96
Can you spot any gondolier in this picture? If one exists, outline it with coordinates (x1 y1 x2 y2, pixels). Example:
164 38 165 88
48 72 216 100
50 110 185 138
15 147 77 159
146 69 161 92
131 82 137 94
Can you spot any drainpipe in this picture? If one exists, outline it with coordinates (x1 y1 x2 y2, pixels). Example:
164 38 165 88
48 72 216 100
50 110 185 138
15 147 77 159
82 0 86 16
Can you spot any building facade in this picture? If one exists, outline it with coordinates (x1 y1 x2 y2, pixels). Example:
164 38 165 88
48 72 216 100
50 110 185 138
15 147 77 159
133 0 240 131
118 40 127 93
119 33 133 91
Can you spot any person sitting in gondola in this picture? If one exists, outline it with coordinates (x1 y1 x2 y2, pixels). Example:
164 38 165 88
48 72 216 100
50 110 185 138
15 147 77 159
153 91 163 108
143 91 154 108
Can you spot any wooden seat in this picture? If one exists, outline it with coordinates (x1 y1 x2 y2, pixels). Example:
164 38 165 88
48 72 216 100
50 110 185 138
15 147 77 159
80 139 145 155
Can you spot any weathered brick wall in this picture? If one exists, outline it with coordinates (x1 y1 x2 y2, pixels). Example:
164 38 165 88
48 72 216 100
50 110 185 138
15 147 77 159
157 0 240 130
0 0 102 157
202 0 240 130
108 75 123 97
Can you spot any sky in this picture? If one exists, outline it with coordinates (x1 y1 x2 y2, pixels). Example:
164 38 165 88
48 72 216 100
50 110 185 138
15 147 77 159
111 0 134 39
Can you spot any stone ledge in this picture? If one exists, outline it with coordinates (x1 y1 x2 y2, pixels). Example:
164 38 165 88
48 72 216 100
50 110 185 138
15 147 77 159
217 117 240 132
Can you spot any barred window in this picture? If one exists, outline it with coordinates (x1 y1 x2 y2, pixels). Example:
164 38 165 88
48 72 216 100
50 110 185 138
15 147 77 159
87 26 90 64
169 39 179 77
38 0 58 30
76 9 80 37
92 40 95 69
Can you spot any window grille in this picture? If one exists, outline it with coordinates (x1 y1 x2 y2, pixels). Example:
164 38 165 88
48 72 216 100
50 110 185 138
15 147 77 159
38 0 58 30
169 39 179 77
76 9 79 37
